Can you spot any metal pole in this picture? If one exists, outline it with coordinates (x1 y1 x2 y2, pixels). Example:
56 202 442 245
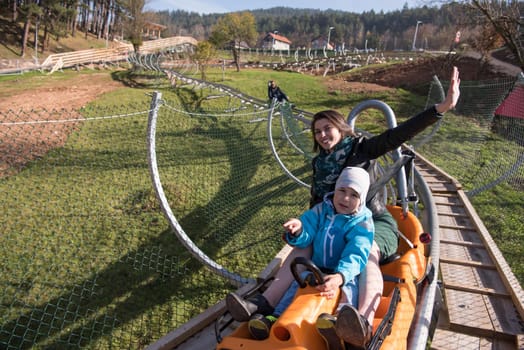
412 21 422 51
327 26 334 50
272 30 278 55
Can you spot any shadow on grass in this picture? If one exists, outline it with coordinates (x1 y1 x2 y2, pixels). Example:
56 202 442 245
0 87 309 348
111 68 169 90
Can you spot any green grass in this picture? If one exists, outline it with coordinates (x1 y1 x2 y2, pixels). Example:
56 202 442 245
183 66 427 119
1 66 522 349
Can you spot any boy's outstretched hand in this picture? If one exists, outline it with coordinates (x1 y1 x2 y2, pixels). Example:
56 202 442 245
283 218 302 236
436 66 460 114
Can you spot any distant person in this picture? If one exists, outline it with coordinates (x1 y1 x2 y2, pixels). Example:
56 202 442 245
268 80 289 102
247 166 374 343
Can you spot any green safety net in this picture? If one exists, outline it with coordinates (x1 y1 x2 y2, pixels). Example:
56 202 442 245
1 67 522 349
0 88 314 348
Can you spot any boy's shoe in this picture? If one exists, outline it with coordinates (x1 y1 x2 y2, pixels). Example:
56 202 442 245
226 293 274 322
316 313 345 350
248 314 277 340
335 305 373 348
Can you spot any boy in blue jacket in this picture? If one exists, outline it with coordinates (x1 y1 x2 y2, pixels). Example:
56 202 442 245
248 166 374 344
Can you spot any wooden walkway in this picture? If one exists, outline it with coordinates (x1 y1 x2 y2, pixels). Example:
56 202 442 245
148 153 524 350
414 153 524 349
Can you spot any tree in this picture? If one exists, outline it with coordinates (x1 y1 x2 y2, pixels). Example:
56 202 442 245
209 12 258 72
472 0 523 71
470 21 505 66
442 0 523 70
123 0 146 53
193 40 216 80
20 1 42 57
10 0 18 21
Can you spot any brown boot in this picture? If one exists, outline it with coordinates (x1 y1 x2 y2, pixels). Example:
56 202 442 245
226 293 274 322
335 305 373 349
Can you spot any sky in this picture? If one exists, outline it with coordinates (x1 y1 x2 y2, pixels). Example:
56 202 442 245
145 0 422 15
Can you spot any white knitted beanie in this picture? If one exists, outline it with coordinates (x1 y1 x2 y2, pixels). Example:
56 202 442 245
335 167 370 210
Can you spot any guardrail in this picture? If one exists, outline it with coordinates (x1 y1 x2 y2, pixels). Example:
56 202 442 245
0 36 198 75
40 47 130 71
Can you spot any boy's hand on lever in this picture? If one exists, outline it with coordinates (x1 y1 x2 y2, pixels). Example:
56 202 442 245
317 273 343 299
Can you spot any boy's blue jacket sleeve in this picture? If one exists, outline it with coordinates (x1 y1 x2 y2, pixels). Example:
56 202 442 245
284 204 321 248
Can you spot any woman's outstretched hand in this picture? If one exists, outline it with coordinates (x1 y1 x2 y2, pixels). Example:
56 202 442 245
435 66 461 114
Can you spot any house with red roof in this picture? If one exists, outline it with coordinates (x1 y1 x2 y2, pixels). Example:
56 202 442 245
494 83 524 119
492 77 524 139
262 32 292 51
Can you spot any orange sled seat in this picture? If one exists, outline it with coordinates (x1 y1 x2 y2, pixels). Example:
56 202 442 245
216 283 340 350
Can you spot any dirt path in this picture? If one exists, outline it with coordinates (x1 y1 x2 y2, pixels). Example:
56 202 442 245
0 72 126 177
339 55 521 94
0 72 125 111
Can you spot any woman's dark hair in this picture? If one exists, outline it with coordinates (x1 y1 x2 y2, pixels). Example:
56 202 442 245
311 110 355 152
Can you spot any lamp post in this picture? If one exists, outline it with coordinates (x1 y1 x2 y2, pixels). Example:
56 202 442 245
412 20 422 51
272 30 278 55
327 26 335 50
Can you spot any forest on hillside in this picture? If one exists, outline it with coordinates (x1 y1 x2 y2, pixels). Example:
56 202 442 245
1 0 522 66
156 4 463 51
